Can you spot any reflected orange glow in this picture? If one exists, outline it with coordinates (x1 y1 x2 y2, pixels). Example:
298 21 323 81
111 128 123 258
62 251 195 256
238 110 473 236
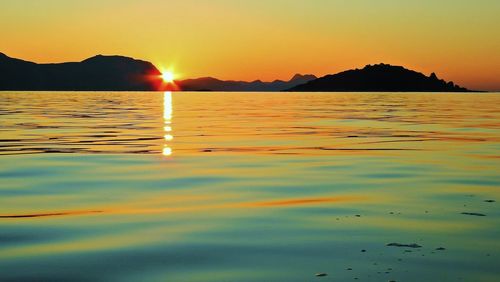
247 196 366 207
15 195 367 220
0 210 103 218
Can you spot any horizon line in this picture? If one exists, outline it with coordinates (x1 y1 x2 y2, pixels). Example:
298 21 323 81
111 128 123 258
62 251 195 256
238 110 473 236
1 52 497 92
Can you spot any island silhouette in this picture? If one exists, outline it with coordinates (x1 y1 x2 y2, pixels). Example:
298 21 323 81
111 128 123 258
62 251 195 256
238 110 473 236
0 53 472 92
287 63 470 92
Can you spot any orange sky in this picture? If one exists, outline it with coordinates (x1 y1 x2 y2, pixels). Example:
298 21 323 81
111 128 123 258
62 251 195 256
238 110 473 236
1 0 499 90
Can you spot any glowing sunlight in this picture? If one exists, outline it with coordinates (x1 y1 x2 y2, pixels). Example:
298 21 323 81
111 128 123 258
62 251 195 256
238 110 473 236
161 71 175 83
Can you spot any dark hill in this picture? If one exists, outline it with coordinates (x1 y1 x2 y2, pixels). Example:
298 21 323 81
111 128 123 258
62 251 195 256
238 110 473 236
177 73 317 91
0 53 163 91
287 64 471 92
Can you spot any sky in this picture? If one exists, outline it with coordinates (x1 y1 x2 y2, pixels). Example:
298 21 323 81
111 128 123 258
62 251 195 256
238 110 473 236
1 0 499 90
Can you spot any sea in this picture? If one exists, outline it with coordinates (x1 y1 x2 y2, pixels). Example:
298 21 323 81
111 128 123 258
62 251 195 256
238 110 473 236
0 91 499 281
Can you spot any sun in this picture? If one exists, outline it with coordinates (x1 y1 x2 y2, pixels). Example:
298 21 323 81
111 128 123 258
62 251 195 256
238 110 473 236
161 71 175 83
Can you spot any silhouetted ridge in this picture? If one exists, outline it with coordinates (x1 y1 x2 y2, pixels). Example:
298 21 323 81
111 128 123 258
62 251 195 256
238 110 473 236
0 54 474 92
177 73 317 91
0 53 163 91
287 63 471 92
291 74 317 83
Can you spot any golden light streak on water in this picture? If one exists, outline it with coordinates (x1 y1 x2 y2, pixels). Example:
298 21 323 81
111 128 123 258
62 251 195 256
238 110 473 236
163 91 173 156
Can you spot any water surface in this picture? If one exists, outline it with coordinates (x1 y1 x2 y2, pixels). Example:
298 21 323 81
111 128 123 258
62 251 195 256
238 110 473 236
0 92 499 281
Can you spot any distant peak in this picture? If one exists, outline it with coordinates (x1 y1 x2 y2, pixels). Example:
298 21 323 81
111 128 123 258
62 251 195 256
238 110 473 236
83 54 104 61
82 54 138 63
290 73 317 81
291 74 305 80
182 77 223 83
363 63 398 69
198 76 220 81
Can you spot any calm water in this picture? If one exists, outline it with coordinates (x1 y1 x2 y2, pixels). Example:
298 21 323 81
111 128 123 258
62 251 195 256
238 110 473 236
0 91 499 281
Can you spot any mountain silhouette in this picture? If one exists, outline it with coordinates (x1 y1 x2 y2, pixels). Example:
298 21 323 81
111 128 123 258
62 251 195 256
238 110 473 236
1 54 474 92
177 74 317 91
0 53 163 91
287 64 471 92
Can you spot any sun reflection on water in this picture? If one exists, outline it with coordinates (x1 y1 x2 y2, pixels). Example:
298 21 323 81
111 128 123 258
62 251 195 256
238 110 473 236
162 146 172 156
163 91 173 156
